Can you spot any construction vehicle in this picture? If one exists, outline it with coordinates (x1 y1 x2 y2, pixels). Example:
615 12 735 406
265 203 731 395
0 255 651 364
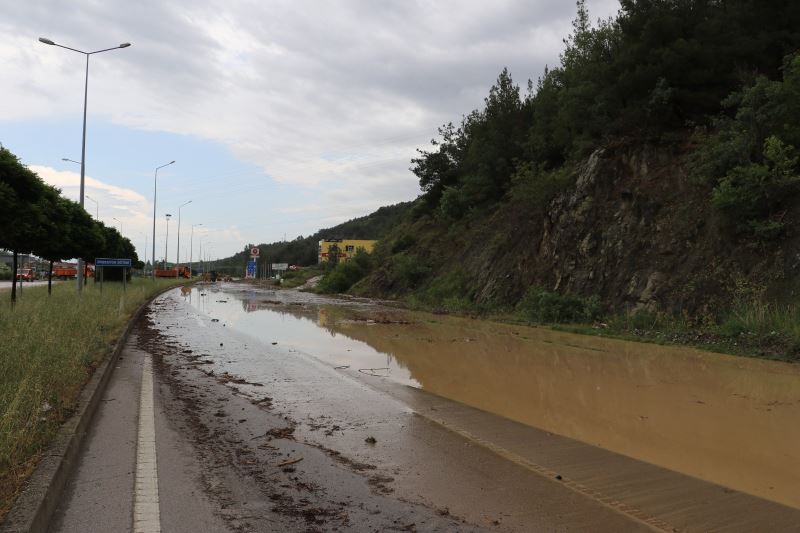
154 266 192 278
52 263 95 280
16 268 35 282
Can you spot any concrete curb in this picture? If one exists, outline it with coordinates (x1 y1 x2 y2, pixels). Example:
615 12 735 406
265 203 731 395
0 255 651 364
1 285 181 533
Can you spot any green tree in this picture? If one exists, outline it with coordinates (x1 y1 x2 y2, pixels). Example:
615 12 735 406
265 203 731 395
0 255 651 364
0 147 48 305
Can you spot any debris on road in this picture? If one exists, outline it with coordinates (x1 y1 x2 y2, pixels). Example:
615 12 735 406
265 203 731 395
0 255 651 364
358 367 390 377
277 456 304 467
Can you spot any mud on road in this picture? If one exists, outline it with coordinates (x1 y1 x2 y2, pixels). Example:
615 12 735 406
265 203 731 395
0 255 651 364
138 305 477 532
134 284 800 532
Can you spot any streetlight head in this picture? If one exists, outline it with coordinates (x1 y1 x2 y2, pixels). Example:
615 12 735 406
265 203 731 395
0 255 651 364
39 37 55 45
169 160 175 165
119 42 131 48
166 213 172 217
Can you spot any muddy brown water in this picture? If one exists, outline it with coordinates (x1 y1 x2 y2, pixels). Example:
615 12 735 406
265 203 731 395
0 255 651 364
185 285 800 510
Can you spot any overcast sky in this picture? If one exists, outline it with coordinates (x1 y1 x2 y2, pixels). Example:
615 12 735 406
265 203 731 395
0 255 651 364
0 0 619 263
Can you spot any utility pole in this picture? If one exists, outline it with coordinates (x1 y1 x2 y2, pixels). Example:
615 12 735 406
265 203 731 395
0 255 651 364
164 214 172 270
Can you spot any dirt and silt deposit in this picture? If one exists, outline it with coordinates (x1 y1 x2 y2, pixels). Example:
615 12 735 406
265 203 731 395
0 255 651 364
138 283 800 531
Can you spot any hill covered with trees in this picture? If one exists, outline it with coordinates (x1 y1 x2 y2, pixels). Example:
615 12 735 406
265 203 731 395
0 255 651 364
314 0 800 357
215 201 410 273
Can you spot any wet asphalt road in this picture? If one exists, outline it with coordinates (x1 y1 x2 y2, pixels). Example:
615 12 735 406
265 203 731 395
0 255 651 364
50 284 800 532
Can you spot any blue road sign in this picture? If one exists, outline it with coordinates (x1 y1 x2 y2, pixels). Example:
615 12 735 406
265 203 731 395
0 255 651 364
246 260 257 277
95 257 132 268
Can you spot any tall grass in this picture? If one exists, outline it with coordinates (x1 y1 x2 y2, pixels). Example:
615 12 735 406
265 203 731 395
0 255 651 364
720 302 800 349
0 278 183 518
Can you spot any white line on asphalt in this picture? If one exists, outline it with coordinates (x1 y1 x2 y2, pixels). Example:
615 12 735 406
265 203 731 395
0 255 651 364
133 353 161 533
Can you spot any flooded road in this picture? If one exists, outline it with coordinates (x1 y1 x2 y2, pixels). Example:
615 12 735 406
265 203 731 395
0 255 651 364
184 284 800 511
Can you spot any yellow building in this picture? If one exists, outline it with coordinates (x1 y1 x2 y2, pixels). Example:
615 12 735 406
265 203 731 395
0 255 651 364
318 239 377 263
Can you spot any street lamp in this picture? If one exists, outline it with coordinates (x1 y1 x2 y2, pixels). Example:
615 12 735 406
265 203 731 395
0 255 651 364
85 194 99 219
164 214 172 270
64 159 99 219
190 223 202 278
40 37 131 293
151 160 175 279
141 232 148 275
112 216 122 233
176 200 192 270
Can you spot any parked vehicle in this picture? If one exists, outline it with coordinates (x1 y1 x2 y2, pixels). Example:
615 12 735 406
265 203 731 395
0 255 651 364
154 266 191 278
52 263 95 280
16 268 34 282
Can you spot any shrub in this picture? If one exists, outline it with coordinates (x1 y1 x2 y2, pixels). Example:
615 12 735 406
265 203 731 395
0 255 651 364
317 248 374 294
389 254 430 291
517 287 601 323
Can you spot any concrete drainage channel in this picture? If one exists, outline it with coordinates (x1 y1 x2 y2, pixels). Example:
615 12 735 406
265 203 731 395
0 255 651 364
1 286 182 533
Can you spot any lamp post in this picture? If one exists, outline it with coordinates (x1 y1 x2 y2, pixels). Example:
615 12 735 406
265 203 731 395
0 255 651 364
190 223 202 278
85 194 99 219
164 214 172 270
112 217 122 233
176 200 192 272
64 159 100 219
142 232 148 276
40 37 130 293
151 160 175 279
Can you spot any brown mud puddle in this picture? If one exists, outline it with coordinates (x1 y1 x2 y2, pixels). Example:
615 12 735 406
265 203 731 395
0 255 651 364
183 285 800 510
137 305 475 532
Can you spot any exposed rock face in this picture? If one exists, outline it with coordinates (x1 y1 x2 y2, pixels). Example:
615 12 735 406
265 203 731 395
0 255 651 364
472 145 799 313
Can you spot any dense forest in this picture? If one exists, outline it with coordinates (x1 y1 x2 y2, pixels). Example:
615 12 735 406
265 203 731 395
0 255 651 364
410 0 800 233
0 146 138 301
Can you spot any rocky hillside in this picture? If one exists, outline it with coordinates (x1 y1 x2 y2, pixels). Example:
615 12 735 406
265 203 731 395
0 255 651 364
362 143 798 316
346 1 800 319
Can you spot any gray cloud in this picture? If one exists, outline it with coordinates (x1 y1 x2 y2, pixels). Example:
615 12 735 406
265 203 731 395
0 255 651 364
2 0 620 241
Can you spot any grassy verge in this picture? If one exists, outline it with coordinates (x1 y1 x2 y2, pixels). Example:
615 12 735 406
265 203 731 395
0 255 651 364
547 310 799 362
396 290 800 362
280 266 325 289
0 278 184 520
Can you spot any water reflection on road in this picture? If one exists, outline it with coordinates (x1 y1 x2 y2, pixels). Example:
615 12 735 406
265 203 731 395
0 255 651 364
187 284 800 509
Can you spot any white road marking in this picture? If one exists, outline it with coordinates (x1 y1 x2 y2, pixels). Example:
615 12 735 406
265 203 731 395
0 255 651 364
133 353 161 533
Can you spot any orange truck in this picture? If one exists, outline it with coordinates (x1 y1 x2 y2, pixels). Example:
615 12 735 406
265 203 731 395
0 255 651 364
154 266 191 278
52 263 95 280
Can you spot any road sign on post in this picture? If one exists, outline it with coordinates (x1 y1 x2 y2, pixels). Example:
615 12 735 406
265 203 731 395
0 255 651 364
246 260 257 279
250 247 260 257
94 257 132 292
95 257 132 267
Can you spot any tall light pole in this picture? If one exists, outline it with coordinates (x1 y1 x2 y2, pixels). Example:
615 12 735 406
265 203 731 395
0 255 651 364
64 159 100 219
85 194 99 219
142 232 148 275
151 160 175 279
112 217 122 233
176 200 192 269
190 223 202 278
41 37 131 293
164 214 172 270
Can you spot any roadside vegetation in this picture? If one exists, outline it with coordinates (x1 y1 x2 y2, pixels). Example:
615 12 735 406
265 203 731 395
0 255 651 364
552 303 800 363
0 146 140 304
0 279 183 520
277 265 325 289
